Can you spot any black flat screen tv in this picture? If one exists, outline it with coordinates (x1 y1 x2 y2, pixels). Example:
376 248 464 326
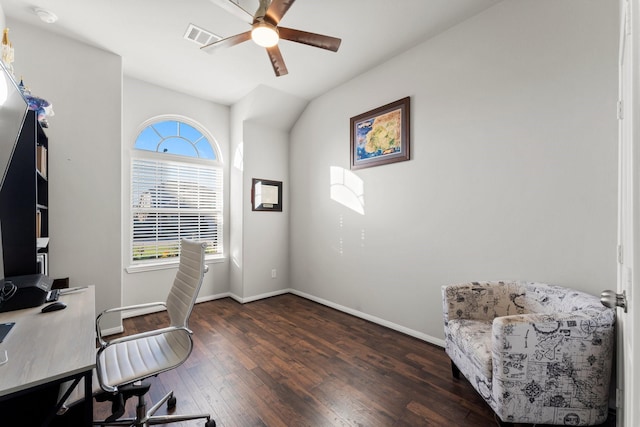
0 60 28 281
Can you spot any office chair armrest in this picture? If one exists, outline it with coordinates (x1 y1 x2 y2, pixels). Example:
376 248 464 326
96 301 167 346
99 325 192 349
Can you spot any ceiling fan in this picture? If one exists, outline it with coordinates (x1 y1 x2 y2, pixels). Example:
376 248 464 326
202 0 341 77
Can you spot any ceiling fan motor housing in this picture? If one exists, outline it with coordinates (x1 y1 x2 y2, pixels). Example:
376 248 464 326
203 0 342 77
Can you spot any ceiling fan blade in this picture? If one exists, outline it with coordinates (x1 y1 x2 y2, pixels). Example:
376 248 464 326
278 27 341 52
266 45 289 76
209 0 254 24
201 31 252 53
265 0 296 25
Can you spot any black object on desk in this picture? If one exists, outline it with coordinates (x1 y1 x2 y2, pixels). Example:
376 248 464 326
0 321 14 342
0 274 53 313
41 301 66 313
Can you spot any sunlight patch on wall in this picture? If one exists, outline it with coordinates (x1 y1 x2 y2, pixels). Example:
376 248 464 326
231 250 240 268
233 142 244 171
330 166 365 215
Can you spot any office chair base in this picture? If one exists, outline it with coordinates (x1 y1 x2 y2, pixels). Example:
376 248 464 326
94 389 214 427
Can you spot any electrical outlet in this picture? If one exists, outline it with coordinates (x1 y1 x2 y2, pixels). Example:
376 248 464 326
271 269 277 279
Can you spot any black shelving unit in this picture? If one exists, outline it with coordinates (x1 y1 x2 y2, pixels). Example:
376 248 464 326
0 110 48 277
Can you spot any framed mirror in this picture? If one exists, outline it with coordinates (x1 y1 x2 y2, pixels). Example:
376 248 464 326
251 178 282 211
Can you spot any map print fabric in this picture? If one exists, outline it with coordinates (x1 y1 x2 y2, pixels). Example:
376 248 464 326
442 281 615 425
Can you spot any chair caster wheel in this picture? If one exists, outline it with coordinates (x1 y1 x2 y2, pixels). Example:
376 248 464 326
167 395 177 410
205 420 216 427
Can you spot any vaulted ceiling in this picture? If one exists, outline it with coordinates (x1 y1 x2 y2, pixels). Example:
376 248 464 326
0 0 501 105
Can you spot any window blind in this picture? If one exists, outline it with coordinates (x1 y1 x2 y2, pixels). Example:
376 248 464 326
131 158 222 262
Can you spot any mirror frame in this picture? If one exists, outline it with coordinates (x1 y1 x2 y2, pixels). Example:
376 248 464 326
251 178 282 211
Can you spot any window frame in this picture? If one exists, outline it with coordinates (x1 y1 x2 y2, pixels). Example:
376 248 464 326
126 115 224 273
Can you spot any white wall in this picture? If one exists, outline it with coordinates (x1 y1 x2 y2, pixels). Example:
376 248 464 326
7 19 123 324
289 0 619 343
242 121 289 300
228 86 305 301
122 77 231 307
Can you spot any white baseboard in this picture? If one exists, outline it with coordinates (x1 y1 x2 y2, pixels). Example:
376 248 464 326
228 288 290 304
100 325 124 336
196 292 231 304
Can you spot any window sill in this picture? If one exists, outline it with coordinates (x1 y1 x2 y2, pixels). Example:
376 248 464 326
126 254 225 273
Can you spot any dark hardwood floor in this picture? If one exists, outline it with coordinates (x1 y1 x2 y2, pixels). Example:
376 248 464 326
90 294 615 427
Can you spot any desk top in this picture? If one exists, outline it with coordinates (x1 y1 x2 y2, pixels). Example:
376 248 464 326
0 286 95 397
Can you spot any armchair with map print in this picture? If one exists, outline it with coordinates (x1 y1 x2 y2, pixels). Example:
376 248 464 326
442 281 615 426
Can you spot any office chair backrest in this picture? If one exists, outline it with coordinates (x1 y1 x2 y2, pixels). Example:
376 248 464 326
166 239 207 328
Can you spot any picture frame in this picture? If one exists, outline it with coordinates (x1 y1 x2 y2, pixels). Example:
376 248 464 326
251 178 282 211
350 96 410 170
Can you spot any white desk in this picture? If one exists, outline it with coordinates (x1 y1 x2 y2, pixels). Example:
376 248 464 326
0 285 96 424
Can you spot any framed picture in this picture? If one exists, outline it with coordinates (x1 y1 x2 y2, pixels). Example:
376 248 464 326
251 178 282 211
350 96 410 170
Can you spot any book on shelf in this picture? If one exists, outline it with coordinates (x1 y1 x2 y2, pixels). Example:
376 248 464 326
36 145 47 178
36 209 41 238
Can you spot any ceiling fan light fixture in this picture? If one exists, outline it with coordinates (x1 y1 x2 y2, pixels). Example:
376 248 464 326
251 22 279 48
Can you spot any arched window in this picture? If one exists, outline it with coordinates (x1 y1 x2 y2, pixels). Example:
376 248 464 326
130 117 223 264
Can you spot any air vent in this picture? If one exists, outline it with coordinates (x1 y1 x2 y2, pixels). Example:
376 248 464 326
184 23 221 46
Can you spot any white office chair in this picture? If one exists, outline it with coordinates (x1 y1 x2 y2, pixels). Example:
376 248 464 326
93 239 215 427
